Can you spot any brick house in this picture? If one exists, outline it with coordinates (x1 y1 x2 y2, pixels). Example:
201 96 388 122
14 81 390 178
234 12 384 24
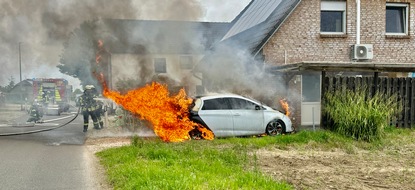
204 0 415 127
100 0 415 128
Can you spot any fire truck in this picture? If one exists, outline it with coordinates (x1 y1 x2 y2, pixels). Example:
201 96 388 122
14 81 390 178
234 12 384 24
33 78 72 115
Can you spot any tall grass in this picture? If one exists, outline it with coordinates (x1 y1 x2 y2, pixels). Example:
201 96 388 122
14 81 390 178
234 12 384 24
324 86 401 142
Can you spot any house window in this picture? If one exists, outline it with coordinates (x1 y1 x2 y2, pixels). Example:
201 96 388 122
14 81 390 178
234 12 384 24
154 58 166 73
180 56 193 69
386 3 408 35
320 1 346 34
302 73 321 102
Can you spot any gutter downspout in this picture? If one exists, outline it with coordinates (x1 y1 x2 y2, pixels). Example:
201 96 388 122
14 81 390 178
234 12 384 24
356 0 360 44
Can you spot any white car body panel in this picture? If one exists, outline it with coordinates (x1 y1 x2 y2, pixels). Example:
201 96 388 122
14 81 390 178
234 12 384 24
198 109 234 137
193 94 294 137
230 109 264 136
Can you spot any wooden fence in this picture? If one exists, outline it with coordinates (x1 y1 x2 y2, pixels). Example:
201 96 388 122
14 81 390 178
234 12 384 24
323 76 415 128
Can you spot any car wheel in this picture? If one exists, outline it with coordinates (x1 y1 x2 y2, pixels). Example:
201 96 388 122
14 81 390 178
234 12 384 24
189 128 203 140
266 120 285 136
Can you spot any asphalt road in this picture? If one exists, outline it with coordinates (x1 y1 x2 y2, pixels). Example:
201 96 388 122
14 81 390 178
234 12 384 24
0 108 105 190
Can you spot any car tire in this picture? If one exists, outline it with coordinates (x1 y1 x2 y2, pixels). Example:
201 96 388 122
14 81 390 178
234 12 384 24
189 128 202 140
266 119 285 136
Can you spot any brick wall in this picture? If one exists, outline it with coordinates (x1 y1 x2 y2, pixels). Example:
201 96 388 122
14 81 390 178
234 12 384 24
264 0 415 64
263 0 415 127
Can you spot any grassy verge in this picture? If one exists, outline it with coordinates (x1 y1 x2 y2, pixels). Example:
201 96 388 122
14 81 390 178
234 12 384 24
96 127 413 190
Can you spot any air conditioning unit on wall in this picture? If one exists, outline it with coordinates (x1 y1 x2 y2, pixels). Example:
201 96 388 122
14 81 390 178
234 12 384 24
351 44 373 60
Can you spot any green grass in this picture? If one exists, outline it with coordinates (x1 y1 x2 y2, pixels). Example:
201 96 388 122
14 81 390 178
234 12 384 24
98 137 291 190
97 127 414 190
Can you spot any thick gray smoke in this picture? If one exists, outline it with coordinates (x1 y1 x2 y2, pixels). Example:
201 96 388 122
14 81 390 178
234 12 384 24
198 43 287 107
1 0 281 107
0 0 211 88
0 0 142 87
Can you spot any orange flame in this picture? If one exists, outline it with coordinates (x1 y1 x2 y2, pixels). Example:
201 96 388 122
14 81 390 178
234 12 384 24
94 40 213 142
95 39 104 64
101 80 213 142
97 39 104 49
279 99 290 117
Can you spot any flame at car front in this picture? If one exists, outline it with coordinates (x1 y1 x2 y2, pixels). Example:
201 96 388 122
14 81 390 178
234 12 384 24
279 99 290 117
101 82 214 142
94 40 213 142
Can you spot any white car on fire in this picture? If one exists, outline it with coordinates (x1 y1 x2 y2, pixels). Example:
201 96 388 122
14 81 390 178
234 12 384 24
189 94 293 139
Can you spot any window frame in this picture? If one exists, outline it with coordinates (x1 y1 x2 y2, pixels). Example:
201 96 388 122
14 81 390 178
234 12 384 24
154 58 167 73
320 1 347 35
385 3 409 36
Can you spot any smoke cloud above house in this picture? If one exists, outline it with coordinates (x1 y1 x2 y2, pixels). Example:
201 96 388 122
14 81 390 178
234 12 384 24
0 0 142 87
1 0 282 107
0 0 249 88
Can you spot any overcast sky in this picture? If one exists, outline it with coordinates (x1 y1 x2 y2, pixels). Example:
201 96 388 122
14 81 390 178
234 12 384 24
0 0 251 89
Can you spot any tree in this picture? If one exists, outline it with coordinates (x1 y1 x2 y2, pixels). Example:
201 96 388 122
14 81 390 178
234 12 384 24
71 88 83 101
3 76 16 93
58 20 100 88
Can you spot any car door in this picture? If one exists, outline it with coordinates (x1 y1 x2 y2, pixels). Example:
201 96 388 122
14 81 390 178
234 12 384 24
228 98 264 136
198 98 234 137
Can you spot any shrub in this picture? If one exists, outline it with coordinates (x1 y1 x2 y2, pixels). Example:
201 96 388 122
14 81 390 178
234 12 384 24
324 86 401 142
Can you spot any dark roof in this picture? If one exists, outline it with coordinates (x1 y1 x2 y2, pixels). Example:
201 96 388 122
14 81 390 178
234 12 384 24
14 79 33 87
10 79 33 92
101 19 230 54
219 0 301 55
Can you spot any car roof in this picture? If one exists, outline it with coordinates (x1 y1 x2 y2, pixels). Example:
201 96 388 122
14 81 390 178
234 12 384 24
196 93 261 104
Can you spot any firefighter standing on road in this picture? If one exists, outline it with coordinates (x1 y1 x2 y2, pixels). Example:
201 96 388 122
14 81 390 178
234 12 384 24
27 102 43 123
90 85 105 129
79 85 101 132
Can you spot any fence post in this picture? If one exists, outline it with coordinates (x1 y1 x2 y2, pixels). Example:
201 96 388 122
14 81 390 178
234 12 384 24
411 78 414 128
320 71 326 129
372 72 379 97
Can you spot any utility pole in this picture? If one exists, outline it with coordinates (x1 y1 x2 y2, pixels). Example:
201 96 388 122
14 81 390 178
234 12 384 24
19 42 23 110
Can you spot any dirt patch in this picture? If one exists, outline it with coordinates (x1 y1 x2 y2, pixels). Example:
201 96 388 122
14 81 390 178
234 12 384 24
85 136 131 154
256 143 415 190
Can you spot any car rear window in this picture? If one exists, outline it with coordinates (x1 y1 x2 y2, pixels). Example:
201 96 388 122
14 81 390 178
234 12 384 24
201 98 230 110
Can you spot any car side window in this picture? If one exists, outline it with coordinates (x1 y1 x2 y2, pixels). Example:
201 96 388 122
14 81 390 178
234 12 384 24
201 98 230 110
229 98 257 110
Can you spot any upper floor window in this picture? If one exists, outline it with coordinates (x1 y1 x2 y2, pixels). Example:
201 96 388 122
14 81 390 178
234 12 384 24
320 1 346 34
154 58 166 73
386 3 408 35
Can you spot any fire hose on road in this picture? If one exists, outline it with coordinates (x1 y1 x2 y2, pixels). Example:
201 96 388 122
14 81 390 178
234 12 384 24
0 106 80 136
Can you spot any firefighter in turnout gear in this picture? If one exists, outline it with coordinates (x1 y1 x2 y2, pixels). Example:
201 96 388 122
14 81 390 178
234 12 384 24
79 85 101 132
27 102 43 123
90 86 105 129
95 99 105 129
